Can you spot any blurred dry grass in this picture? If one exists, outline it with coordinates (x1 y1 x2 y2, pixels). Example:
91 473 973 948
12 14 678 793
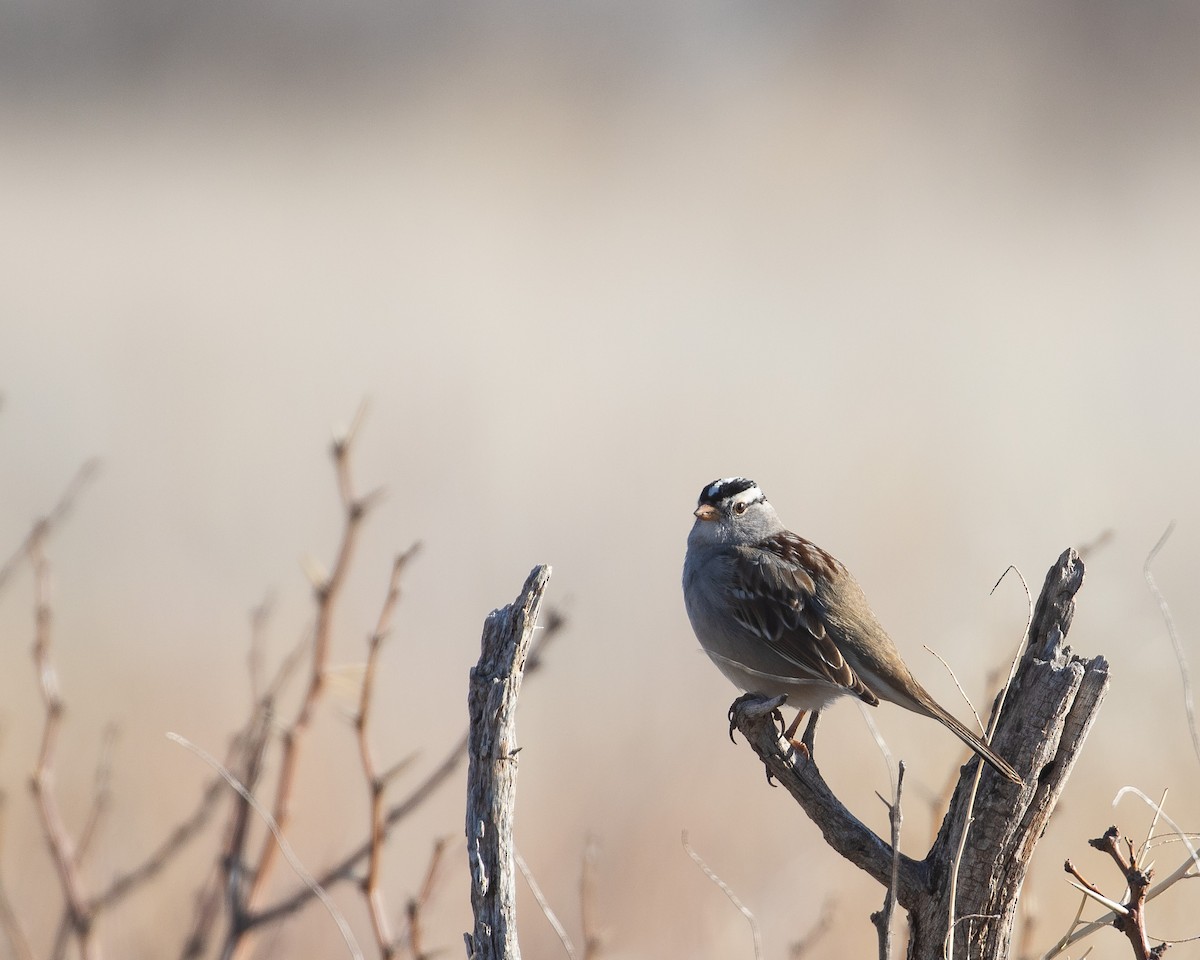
3 3 1200 957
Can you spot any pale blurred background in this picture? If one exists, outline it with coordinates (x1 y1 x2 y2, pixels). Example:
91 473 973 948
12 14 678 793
3 1 1200 957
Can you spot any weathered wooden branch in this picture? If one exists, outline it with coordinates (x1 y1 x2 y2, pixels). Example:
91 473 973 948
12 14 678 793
465 565 552 960
731 548 1108 960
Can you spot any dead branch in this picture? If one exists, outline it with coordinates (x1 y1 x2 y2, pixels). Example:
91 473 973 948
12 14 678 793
682 832 762 960
0 792 36 960
245 730 469 930
28 529 100 960
871 762 905 960
169 733 364 960
789 899 836 958
464 565 552 960
240 410 379 919
1063 827 1165 960
0 459 100 594
579 836 602 960
730 548 1108 959
516 850 578 960
76 725 119 865
356 543 422 959
403 837 448 960
235 590 560 943
1144 523 1200 769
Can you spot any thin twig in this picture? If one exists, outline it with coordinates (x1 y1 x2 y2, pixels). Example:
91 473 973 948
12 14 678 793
247 605 564 931
76 724 119 865
944 563 1032 960
1144 523 1200 768
247 731 469 928
178 650 281 958
357 543 422 959
167 732 363 960
247 593 275 707
28 531 100 960
239 407 377 940
856 703 895 782
788 898 836 958
0 793 35 960
1063 861 1122 912
871 762 905 960
580 835 602 960
96 768 228 910
0 459 100 593
1116 786 1200 877
682 832 762 960
1139 789 1168 864
516 850 578 960
1046 788 1200 960
0 880 35 960
1045 892 1091 960
404 837 448 960
922 646 984 733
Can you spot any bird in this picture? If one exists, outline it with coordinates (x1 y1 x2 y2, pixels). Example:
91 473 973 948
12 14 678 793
682 476 1022 785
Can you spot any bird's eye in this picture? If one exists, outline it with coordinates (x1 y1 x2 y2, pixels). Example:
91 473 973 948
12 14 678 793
733 501 748 515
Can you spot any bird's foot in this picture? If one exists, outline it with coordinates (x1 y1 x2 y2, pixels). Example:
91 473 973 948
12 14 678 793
785 738 811 764
784 711 822 766
728 693 788 743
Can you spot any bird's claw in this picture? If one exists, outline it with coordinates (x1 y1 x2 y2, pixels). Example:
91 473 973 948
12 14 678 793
728 693 788 743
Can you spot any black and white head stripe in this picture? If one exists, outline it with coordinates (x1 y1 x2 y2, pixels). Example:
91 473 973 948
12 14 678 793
698 477 765 507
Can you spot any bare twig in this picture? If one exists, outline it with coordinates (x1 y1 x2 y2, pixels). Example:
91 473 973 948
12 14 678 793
1144 523 1200 768
871 762 905 960
682 832 762 960
179 644 282 958
789 899 836 958
325 600 561 942
1063 860 1122 912
580 835 602 960
526 607 567 674
2 463 101 958
1045 789 1200 959
1074 827 1161 959
247 592 275 707
516 850 578 960
0 881 35 960
97 766 228 912
921 646 985 734
246 731 470 929
356 543 422 959
403 837 448 960
232 406 379 960
0 459 100 593
1045 892 1091 960
167 732 363 960
0 793 36 960
77 724 119 865
1076 529 1114 562
943 563 1032 960
28 531 100 960
1139 789 1168 864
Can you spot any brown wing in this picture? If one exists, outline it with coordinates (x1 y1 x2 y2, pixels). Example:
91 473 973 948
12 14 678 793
728 533 879 706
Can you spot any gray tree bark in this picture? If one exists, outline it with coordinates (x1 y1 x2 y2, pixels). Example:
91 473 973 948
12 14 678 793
464 565 552 960
730 548 1108 960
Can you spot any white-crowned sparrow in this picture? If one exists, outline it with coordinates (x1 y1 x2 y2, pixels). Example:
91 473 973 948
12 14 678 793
682 477 1021 785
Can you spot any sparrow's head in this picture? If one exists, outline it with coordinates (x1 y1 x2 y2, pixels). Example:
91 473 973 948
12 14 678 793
690 477 782 545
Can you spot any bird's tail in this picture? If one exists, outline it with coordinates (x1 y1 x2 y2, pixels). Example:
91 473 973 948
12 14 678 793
922 698 1022 785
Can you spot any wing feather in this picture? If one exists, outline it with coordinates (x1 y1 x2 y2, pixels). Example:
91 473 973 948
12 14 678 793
728 533 878 706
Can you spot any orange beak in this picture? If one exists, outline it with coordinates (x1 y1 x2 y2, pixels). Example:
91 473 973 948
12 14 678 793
693 504 718 521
